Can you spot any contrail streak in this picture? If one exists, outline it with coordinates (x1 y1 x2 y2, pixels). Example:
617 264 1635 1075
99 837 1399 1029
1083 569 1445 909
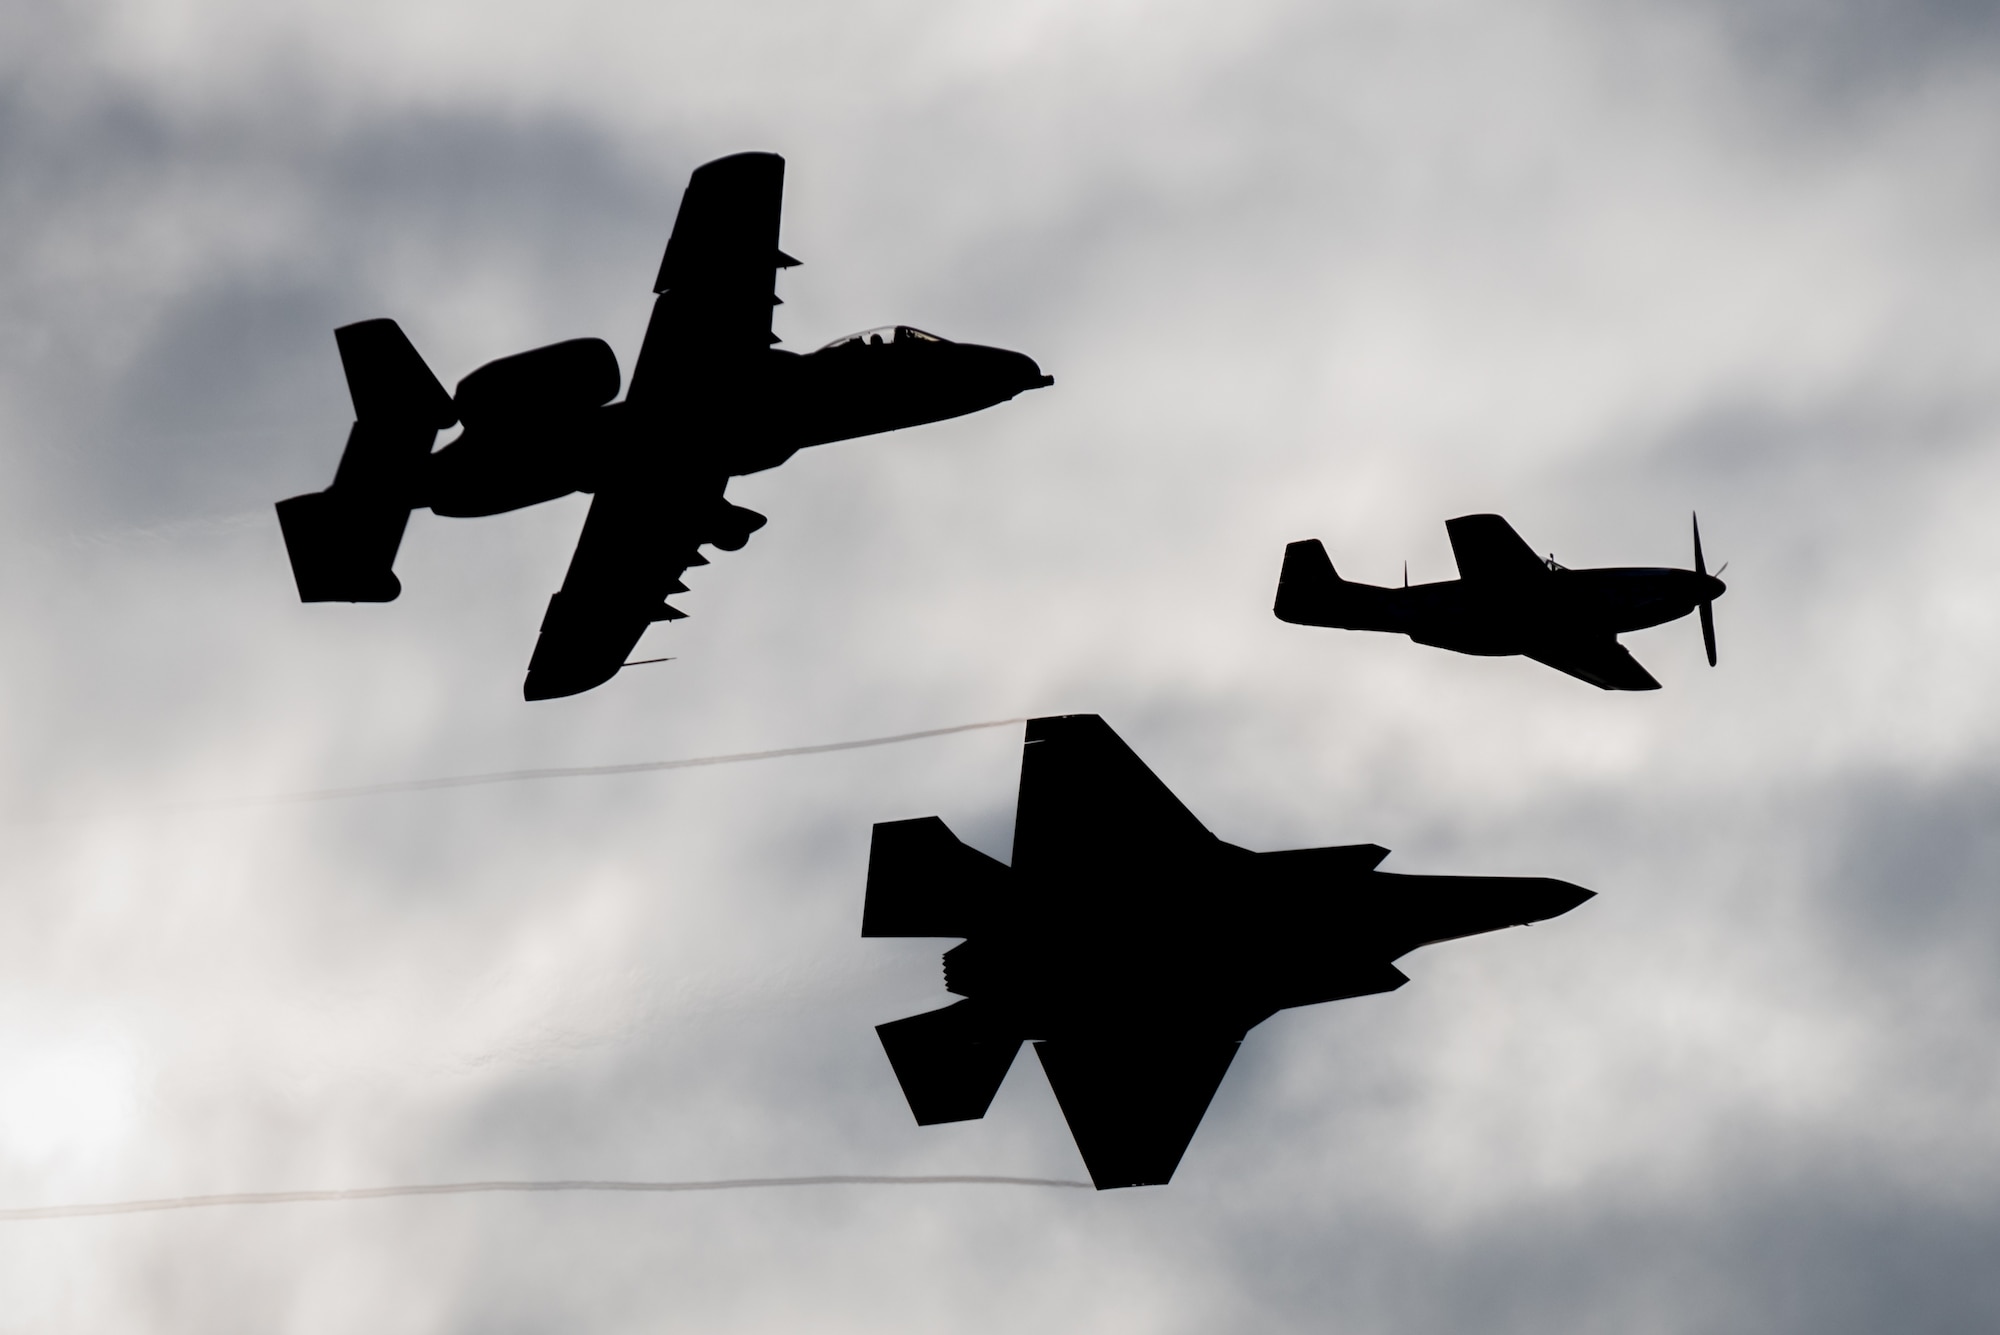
198 718 1028 809
0 1174 1089 1221
16 718 1027 823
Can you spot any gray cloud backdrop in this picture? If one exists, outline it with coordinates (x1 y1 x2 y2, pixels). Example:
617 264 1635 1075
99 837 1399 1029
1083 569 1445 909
4 0 2000 1330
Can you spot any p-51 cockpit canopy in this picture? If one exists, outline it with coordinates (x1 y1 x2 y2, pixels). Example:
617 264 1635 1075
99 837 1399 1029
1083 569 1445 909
819 325 948 351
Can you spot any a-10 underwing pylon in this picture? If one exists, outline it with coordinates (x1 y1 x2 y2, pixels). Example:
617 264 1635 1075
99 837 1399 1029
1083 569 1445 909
864 714 1592 1189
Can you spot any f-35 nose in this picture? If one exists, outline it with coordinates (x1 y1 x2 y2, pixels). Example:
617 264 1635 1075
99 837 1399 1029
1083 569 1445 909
1517 877 1595 923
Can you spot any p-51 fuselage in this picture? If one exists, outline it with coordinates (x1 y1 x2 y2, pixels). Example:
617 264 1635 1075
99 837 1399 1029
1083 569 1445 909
1276 513 1726 690
1327 564 1721 657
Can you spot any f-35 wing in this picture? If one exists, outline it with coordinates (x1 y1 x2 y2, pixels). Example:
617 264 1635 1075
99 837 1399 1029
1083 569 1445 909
1446 513 1548 582
523 476 738 700
1011 714 1217 881
1034 1032 1243 1188
628 152 799 401
1524 637 1661 691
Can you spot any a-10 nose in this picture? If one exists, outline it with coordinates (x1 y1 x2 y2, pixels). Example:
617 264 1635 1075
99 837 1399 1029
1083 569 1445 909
966 343 1054 395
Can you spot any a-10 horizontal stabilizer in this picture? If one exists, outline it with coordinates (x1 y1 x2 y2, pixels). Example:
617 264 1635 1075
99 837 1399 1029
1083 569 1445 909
274 486 407 602
1035 1034 1243 1189
875 1000 1021 1125
861 817 1009 938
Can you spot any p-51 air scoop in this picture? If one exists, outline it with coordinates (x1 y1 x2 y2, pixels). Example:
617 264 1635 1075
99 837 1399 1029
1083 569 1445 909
864 714 1593 1189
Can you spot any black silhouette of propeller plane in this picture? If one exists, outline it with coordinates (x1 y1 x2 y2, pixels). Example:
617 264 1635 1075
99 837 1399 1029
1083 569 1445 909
864 714 1593 1189
276 151 1052 700
1275 514 1727 690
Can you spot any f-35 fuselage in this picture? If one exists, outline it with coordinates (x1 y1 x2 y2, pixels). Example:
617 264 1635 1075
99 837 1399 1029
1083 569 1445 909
933 840 1591 1040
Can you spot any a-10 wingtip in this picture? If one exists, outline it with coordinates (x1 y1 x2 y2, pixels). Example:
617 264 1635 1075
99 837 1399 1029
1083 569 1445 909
522 664 620 702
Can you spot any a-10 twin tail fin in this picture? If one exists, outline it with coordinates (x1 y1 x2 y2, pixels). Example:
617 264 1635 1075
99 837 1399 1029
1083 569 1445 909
275 319 457 603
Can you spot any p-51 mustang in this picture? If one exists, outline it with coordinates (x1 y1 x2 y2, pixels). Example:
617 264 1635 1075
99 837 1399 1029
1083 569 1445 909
1275 513 1727 690
865 714 1592 1189
276 152 1052 700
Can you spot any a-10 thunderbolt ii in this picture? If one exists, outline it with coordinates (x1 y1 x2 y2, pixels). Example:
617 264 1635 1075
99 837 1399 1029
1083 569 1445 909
863 714 1592 1189
1274 513 1727 690
276 152 1052 700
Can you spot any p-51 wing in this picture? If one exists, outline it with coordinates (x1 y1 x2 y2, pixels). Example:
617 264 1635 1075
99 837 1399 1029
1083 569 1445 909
1524 637 1661 691
1446 513 1548 582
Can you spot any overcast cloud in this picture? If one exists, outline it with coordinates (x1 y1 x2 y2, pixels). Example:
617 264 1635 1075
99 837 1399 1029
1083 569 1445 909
3 1 2000 1331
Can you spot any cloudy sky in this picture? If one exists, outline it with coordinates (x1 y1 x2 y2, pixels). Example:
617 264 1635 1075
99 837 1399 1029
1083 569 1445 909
4 0 2000 1330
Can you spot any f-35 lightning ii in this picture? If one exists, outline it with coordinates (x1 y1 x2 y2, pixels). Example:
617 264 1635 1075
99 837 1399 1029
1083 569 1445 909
1274 513 1727 690
276 152 1052 700
864 714 1592 1189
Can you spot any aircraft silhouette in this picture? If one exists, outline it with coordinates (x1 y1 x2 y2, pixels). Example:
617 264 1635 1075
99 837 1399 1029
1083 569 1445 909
864 714 1592 1189
276 152 1052 700
1274 513 1727 690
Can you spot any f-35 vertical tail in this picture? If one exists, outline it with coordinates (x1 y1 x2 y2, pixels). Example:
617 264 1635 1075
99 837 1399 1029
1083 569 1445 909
275 319 458 602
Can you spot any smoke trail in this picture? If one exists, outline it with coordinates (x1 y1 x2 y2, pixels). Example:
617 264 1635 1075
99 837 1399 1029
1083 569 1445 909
190 718 1029 809
0 1174 1090 1221
17 718 1028 824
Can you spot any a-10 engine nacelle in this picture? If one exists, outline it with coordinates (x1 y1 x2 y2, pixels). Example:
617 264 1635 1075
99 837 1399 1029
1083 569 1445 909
423 338 624 517
453 338 621 425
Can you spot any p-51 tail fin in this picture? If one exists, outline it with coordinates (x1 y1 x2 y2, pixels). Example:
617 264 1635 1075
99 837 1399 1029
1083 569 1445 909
275 319 457 602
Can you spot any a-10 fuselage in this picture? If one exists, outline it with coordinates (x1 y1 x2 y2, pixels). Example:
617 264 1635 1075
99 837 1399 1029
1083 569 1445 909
423 325 1049 518
1327 565 1723 657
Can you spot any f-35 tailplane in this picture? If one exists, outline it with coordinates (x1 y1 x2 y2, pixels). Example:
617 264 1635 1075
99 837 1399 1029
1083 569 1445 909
277 152 1052 700
865 714 1593 1189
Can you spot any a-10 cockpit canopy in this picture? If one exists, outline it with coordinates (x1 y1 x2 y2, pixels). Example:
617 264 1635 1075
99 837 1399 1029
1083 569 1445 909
818 325 948 351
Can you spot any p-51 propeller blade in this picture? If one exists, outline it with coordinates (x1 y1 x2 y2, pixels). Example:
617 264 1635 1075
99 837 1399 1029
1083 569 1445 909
1693 512 1717 668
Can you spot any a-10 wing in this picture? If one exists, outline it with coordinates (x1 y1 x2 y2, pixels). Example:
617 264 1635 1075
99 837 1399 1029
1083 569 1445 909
524 153 796 700
523 478 723 700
